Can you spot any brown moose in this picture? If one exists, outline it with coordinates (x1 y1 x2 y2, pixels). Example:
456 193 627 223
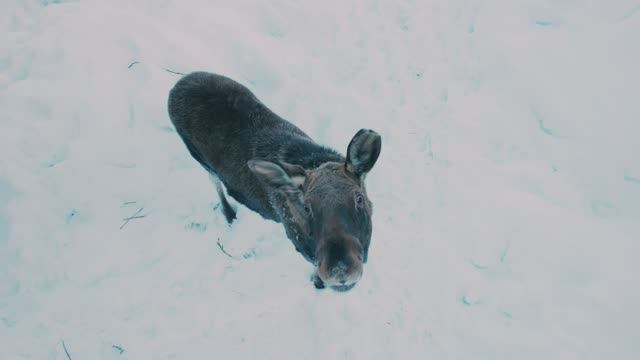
168 72 381 291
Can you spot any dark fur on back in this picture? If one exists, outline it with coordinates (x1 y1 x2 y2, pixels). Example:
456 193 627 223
168 72 342 221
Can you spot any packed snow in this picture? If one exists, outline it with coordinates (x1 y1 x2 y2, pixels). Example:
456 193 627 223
1 0 639 358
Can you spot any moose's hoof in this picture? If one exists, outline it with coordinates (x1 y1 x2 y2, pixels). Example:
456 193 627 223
313 274 325 289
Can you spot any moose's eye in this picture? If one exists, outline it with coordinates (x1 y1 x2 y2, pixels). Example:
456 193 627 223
303 203 312 215
355 193 365 207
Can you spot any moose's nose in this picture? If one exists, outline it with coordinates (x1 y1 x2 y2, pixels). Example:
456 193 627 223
331 261 348 277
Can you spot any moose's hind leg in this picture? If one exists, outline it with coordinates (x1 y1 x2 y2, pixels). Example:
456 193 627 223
210 174 237 225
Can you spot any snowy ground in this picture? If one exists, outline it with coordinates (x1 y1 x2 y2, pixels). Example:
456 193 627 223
1 0 639 358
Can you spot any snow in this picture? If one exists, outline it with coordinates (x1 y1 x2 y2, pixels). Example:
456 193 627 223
1 0 639 358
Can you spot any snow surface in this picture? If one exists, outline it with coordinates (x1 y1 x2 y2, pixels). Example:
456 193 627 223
1 0 639 358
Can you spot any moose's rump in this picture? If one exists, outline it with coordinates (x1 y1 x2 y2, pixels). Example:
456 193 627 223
168 72 265 146
171 73 261 165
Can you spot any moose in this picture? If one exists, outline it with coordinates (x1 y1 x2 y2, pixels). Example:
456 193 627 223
168 72 381 291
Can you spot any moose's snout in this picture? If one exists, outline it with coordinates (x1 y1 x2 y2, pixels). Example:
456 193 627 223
317 237 364 292
320 261 362 291
332 261 348 278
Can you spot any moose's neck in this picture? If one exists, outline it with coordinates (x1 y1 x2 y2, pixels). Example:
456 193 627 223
281 136 344 170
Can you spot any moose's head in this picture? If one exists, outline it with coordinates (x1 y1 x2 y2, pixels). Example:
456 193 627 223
248 129 381 292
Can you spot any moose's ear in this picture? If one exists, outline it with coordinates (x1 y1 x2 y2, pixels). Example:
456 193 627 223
346 129 381 177
247 160 305 191
277 161 307 187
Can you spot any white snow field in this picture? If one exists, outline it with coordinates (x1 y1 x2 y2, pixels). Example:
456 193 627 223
1 0 639 358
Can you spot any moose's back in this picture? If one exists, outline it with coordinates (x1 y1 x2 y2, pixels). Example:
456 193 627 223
167 71 305 220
